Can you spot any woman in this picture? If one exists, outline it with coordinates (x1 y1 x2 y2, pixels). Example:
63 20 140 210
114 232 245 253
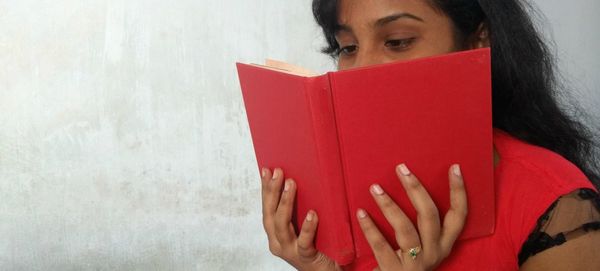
259 0 600 270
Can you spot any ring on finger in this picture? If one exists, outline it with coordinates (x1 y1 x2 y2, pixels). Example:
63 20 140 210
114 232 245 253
407 246 421 260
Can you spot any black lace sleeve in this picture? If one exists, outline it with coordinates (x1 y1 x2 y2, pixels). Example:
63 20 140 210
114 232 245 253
518 188 600 266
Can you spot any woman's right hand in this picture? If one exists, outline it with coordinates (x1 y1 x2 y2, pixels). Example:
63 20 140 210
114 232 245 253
261 167 341 271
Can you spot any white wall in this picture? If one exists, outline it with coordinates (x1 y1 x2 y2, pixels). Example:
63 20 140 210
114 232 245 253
0 1 597 270
534 0 600 121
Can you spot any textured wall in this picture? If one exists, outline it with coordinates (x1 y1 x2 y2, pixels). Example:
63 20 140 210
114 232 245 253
0 1 597 270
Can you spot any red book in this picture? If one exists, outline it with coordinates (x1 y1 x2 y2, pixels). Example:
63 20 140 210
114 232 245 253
236 48 494 266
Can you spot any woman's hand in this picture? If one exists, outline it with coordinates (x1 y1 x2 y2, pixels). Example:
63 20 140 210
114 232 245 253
261 168 341 271
357 164 467 271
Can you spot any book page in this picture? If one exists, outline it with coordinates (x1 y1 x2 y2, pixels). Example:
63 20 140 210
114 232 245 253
264 59 319 77
248 59 320 77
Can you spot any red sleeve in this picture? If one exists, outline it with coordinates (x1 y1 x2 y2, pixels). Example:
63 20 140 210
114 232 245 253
494 144 594 257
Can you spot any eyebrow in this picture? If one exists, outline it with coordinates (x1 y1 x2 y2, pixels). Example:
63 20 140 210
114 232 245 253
336 12 425 33
374 13 424 27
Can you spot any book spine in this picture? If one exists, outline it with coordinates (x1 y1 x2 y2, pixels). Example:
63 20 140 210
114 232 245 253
304 75 355 264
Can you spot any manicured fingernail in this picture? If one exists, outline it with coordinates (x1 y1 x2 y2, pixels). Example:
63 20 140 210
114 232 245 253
453 164 462 177
272 169 279 180
284 179 293 191
397 164 411 176
357 209 367 219
306 211 314 222
371 184 384 195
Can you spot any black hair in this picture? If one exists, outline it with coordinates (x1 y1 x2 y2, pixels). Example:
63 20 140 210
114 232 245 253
312 0 600 188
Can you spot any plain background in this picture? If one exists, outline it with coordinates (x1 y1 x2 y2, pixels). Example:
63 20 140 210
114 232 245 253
0 1 598 270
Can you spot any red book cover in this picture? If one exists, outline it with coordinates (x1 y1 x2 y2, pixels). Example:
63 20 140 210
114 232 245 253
236 48 494 266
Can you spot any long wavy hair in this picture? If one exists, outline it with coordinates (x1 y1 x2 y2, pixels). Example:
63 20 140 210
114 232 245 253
312 0 600 188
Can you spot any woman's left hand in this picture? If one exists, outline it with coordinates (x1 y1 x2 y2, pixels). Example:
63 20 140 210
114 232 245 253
357 163 468 271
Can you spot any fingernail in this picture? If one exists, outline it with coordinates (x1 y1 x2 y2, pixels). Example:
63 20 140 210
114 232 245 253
284 179 293 192
453 164 462 177
261 168 267 178
371 184 384 195
357 209 367 219
272 169 279 181
306 211 314 222
397 164 411 176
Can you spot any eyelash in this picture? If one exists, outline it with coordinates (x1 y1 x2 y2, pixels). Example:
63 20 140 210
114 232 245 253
336 38 416 57
385 38 416 51
336 45 358 56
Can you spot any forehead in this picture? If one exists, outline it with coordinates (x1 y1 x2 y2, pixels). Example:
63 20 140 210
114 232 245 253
337 0 437 25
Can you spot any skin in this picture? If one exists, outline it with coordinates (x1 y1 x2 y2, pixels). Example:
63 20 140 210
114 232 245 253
334 0 462 69
261 0 600 270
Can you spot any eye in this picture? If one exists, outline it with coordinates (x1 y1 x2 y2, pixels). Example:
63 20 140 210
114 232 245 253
337 45 358 56
385 38 416 51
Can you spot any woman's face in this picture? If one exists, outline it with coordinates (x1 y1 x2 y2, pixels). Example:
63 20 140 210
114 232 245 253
335 0 469 70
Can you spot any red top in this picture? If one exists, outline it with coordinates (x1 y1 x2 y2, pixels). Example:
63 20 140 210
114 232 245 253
346 129 595 270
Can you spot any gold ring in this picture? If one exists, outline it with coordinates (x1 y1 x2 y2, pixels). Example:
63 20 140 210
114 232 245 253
407 246 421 260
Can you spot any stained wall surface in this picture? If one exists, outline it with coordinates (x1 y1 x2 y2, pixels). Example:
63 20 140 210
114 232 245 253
0 1 597 270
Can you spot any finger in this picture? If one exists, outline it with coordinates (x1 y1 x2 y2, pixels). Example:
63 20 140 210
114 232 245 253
274 179 297 245
440 164 468 256
262 168 284 235
260 168 284 256
369 184 420 251
357 209 402 270
396 164 440 252
297 210 319 261
260 167 273 215
373 268 381 271
264 168 284 215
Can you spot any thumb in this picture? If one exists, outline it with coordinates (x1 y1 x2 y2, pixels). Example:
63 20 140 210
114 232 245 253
297 210 319 261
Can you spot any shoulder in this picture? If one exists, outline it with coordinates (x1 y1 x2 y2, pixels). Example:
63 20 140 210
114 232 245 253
491 129 595 251
493 128 592 195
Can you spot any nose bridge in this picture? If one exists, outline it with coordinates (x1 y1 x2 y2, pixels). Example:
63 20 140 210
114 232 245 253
354 44 381 68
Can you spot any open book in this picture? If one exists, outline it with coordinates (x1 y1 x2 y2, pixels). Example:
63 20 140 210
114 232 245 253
236 48 494 266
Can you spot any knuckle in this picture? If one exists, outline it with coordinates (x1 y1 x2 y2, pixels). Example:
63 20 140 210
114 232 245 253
397 223 415 236
453 179 465 190
454 206 468 219
421 206 440 221
379 196 395 209
360 220 373 232
300 223 313 236
297 240 311 251
268 242 282 257
406 177 421 189
278 194 289 207
371 238 388 251
263 218 274 233
279 194 288 205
